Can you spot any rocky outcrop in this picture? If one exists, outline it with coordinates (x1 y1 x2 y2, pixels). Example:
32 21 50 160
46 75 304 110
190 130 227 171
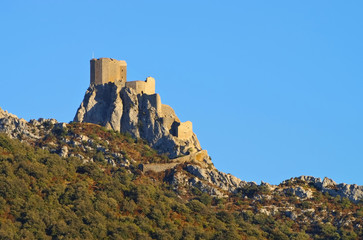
0 107 31 138
0 107 71 146
183 164 252 193
283 176 363 203
0 107 56 140
283 186 313 199
1 106 363 203
170 170 229 197
74 83 201 158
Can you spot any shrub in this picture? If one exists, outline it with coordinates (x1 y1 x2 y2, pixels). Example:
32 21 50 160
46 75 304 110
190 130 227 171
187 200 208 214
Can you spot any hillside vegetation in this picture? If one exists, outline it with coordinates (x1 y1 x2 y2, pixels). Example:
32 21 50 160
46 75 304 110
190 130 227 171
0 123 362 239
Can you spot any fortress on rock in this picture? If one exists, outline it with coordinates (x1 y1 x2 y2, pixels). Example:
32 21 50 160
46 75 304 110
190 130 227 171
90 58 154 94
89 58 193 141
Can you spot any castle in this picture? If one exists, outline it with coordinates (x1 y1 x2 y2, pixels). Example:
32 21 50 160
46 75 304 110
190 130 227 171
89 58 193 140
90 58 155 95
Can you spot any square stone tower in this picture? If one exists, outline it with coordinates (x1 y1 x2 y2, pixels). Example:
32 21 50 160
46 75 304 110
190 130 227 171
90 58 127 85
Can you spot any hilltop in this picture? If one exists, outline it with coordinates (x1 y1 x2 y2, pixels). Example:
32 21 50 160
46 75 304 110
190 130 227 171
0 57 362 239
0 107 362 239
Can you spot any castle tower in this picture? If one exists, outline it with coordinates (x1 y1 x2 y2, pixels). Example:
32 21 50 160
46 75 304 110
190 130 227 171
90 58 127 85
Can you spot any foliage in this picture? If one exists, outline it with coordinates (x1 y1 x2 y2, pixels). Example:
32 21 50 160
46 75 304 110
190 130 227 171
0 125 362 239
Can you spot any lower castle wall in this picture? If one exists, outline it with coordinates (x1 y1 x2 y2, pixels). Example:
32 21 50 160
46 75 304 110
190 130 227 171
176 121 193 139
160 104 180 133
142 94 161 115
125 77 155 95
125 81 144 94
141 150 209 173
144 77 155 94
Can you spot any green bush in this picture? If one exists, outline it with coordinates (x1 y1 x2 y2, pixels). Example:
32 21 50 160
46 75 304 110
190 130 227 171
0 127 360 239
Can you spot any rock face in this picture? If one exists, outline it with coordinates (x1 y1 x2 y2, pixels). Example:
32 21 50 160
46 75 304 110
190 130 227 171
1 106 363 203
74 83 201 158
0 108 32 138
0 107 63 142
0 107 55 140
283 186 313 199
283 176 363 203
170 164 256 197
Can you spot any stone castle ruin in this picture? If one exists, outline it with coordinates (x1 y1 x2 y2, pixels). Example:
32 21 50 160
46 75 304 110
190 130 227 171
75 58 200 157
90 58 154 95
89 58 193 140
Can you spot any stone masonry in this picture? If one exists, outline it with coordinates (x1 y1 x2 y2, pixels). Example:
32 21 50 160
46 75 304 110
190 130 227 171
125 77 155 95
90 58 127 85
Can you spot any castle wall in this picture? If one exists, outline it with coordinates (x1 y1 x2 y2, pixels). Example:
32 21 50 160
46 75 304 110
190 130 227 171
125 77 155 95
125 81 145 94
176 121 193 139
142 94 161 115
160 104 180 134
141 150 209 172
144 77 155 94
90 58 127 85
155 94 161 114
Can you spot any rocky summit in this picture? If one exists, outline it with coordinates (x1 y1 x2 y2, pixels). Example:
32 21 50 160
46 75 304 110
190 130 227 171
74 83 201 159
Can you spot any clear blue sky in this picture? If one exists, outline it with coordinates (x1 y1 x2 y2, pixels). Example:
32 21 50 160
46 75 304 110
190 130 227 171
1 1 362 185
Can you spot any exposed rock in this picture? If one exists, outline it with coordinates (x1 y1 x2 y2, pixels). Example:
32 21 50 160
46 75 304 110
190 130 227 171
60 146 69 158
261 181 276 191
55 122 67 130
285 211 298 220
0 107 40 140
284 186 313 199
285 176 363 203
169 170 226 198
259 206 279 216
74 84 201 158
259 208 271 216
170 163 253 195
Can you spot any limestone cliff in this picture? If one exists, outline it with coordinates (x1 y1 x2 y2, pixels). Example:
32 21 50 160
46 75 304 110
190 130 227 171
73 83 201 158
